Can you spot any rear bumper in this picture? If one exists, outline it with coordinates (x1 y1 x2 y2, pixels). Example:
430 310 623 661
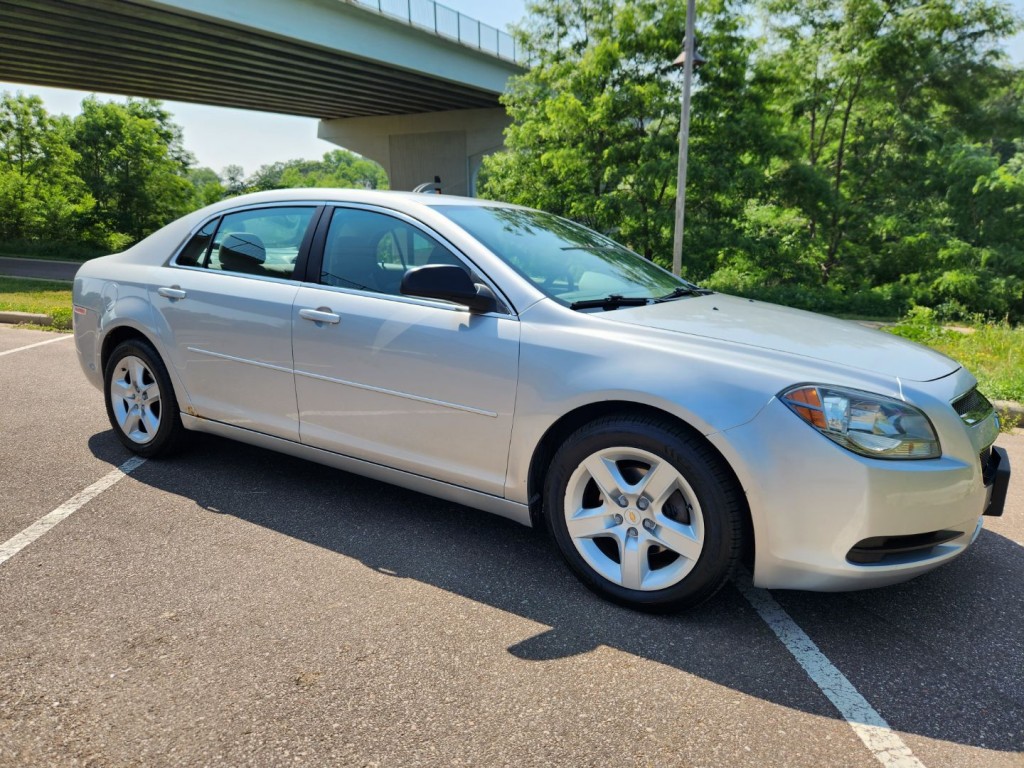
72 303 103 391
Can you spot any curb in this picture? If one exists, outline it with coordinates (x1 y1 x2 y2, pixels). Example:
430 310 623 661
993 399 1024 422
0 310 52 325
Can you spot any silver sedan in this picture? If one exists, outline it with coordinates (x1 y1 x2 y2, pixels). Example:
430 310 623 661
72 189 1011 611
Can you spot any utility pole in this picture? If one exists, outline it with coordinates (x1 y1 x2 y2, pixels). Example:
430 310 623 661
672 0 699 277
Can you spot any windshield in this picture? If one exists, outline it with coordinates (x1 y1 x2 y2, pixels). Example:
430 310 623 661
434 205 694 306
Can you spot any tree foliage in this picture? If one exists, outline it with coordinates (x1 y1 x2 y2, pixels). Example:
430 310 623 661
0 93 90 244
481 0 1024 321
0 93 387 258
481 0 688 259
71 97 195 243
246 149 388 192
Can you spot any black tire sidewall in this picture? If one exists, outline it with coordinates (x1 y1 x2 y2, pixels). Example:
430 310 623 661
544 418 741 612
103 339 183 458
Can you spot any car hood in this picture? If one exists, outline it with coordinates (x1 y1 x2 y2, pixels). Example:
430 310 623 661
603 294 959 382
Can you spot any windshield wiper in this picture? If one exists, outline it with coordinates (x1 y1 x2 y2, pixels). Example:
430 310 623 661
569 294 652 311
657 285 714 301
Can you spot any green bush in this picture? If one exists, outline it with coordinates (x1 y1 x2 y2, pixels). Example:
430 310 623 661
0 238 110 262
702 270 907 319
886 308 1024 405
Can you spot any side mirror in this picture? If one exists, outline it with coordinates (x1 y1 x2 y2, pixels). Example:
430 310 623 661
400 265 498 314
220 233 266 264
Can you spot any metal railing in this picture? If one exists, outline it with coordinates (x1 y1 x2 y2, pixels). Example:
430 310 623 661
353 0 520 63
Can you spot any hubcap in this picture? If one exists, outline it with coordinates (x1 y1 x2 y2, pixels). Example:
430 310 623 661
109 355 161 444
563 447 704 591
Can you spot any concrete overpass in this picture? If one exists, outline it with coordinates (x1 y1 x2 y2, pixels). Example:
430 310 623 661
0 0 525 194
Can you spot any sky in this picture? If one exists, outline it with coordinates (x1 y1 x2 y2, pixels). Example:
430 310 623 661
1 0 1022 178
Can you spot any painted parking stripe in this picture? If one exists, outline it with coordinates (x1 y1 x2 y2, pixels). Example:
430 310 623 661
0 334 73 358
0 457 146 567
736 576 925 768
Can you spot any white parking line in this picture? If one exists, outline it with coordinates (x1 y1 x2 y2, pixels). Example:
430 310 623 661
0 334 73 358
0 457 146 567
736 576 926 768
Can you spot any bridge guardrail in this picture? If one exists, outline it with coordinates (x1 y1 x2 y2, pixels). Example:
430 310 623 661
354 0 520 63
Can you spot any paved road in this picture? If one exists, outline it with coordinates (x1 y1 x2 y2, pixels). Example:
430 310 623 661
0 325 1021 767
0 256 79 281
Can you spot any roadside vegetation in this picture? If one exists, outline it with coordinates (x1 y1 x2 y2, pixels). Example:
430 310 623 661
0 276 73 330
482 0 1024 325
886 307 1024 409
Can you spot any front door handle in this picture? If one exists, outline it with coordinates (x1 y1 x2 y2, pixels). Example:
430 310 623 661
157 286 187 300
299 308 341 325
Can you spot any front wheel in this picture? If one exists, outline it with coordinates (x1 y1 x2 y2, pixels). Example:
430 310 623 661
544 414 745 612
104 339 186 458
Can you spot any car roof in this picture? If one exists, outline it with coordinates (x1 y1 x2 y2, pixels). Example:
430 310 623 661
200 188 516 217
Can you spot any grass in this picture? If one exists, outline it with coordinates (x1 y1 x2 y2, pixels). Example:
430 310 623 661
885 317 1024 405
0 276 74 330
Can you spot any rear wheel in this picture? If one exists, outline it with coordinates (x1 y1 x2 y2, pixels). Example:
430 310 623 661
104 339 186 458
544 414 745 612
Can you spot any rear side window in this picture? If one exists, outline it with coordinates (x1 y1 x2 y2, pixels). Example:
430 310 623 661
176 219 218 266
177 207 316 278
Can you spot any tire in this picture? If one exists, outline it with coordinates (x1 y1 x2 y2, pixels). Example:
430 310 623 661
544 413 745 612
104 339 187 458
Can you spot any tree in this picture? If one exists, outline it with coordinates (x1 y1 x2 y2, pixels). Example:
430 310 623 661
0 92 91 242
188 166 226 208
479 0 778 269
246 149 388 192
480 0 1023 319
751 0 1022 281
480 0 682 260
71 97 194 242
222 164 248 196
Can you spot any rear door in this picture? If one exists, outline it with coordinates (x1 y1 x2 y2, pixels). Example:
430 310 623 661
149 205 320 441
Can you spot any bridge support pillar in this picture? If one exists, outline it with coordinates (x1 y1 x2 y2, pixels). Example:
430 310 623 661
318 108 509 197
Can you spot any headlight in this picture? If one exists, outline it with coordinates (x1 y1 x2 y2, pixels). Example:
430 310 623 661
780 385 940 459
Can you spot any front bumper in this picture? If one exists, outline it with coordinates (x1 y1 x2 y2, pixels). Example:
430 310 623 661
709 389 1006 592
983 446 1011 517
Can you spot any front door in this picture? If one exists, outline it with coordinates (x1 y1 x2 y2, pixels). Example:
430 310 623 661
291 206 519 497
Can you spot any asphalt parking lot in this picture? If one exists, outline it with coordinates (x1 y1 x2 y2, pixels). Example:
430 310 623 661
1 325 1021 768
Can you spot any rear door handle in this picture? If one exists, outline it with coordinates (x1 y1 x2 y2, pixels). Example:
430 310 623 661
157 286 187 300
299 308 341 325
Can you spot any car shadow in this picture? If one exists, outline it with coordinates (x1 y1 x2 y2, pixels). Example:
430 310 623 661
89 431 1023 753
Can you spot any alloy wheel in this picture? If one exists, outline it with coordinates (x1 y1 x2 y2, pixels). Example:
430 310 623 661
109 354 162 445
563 446 705 591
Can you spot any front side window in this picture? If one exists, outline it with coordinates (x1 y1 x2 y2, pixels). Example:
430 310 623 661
435 205 692 305
180 207 315 278
320 208 465 296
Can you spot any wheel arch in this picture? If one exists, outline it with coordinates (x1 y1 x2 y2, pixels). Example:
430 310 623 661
100 323 194 417
101 324 152 373
526 401 754 561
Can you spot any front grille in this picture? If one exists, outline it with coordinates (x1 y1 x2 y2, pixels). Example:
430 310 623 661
952 388 994 424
